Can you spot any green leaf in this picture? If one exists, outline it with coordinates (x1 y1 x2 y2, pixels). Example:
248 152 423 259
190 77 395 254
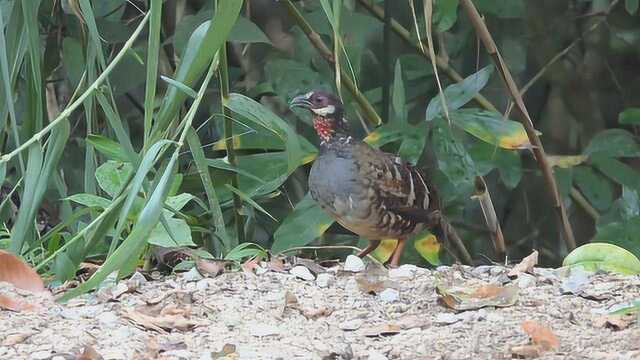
593 217 640 261
450 109 533 149
229 17 271 44
619 108 640 125
225 184 277 222
160 75 198 98
87 134 129 162
469 141 522 189
392 59 406 123
573 166 614 211
563 242 640 275
433 0 460 32
95 161 134 198
432 125 476 187
67 194 112 209
426 65 494 121
626 0 639 14
272 193 335 254
165 193 196 212
474 0 525 18
414 231 441 266
147 217 195 248
224 242 267 261
591 155 640 192
584 129 640 158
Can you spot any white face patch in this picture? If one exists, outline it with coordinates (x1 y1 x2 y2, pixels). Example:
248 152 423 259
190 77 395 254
311 105 335 116
304 91 313 99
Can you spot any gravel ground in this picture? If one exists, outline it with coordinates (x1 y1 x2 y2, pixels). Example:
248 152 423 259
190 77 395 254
1 260 639 360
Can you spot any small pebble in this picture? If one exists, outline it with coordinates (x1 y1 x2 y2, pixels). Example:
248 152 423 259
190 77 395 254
316 273 333 288
343 255 365 272
368 350 388 360
183 267 204 282
434 313 462 325
379 288 400 302
389 265 416 280
339 318 363 331
516 273 537 288
250 324 280 337
290 266 315 281
97 311 119 326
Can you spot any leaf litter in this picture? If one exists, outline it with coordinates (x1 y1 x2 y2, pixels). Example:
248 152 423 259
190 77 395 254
1 260 639 359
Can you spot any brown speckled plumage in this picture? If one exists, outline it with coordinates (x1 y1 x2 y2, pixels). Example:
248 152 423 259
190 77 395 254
291 90 442 267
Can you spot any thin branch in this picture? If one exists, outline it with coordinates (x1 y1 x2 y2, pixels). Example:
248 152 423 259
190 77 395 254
460 0 576 250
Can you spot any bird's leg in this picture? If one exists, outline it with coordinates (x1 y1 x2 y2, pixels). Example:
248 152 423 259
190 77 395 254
357 239 381 258
386 238 407 268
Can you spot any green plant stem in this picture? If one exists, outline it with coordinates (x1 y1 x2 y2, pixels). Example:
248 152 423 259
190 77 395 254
357 0 497 113
218 28 244 248
0 11 151 166
283 0 381 125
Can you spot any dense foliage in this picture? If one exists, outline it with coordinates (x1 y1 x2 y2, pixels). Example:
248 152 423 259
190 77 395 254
1 0 639 294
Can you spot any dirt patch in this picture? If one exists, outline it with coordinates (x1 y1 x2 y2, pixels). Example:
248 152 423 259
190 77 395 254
1 263 639 359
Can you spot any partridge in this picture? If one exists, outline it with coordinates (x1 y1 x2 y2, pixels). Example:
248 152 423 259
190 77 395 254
291 90 443 267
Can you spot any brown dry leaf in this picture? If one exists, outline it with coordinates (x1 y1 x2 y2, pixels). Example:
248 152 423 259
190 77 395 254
511 344 543 359
437 283 519 310
355 264 393 294
508 250 539 278
196 259 229 277
397 315 430 330
592 314 636 330
122 307 201 333
241 256 261 274
301 306 333 320
521 320 560 351
0 250 46 292
0 293 38 312
76 345 104 360
294 257 326 275
267 257 286 273
360 323 401 337
2 332 34 346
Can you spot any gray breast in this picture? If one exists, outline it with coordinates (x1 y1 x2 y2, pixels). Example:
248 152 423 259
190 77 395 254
308 150 360 215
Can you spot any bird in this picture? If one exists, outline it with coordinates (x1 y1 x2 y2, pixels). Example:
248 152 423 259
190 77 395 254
290 90 445 267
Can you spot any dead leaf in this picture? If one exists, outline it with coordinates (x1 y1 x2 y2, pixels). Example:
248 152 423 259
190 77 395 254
508 250 538 278
267 257 286 273
437 283 519 310
592 314 636 330
511 344 543 359
122 307 201 332
521 320 560 351
2 332 34 346
196 259 229 277
212 343 238 359
0 250 46 292
0 293 38 312
76 345 104 360
360 323 401 337
355 264 394 295
293 257 326 274
301 306 333 320
241 256 261 274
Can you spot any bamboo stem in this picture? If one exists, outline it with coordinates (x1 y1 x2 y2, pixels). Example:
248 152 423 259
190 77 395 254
459 0 576 250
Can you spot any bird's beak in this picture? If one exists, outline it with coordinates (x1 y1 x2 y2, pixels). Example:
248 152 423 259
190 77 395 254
289 93 313 109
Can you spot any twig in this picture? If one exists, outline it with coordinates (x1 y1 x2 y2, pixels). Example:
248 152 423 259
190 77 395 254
570 187 600 221
473 176 506 258
460 0 576 250
284 1 381 125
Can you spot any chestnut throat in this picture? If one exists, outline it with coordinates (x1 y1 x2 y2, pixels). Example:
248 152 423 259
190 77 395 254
313 115 350 147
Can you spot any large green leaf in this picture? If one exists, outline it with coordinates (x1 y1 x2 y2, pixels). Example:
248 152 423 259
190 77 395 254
563 242 640 275
272 194 335 254
591 155 640 193
573 166 614 211
593 217 640 260
433 0 460 32
584 129 640 158
95 161 134 198
431 125 476 187
148 217 195 248
87 134 129 162
426 65 494 121
618 108 640 125
450 109 533 150
229 17 271 44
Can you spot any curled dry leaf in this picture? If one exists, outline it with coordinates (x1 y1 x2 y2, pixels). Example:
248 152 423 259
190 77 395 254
508 250 539 278
122 307 201 333
2 332 34 346
196 258 230 277
355 264 395 295
241 256 261 274
0 250 46 292
592 314 636 330
267 256 286 273
521 320 560 351
76 345 104 360
212 343 238 359
510 344 543 359
0 293 38 312
437 283 519 311
360 323 401 337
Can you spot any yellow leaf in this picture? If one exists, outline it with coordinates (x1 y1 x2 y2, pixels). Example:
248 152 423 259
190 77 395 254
547 155 588 168
372 239 397 262
414 232 440 265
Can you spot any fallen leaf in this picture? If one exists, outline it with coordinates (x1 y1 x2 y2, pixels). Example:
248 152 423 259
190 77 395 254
301 306 333 320
510 344 543 359
293 257 326 274
437 283 519 310
122 307 201 333
76 345 104 360
521 320 560 351
241 256 261 274
196 259 229 277
2 332 34 346
355 264 394 295
0 293 38 312
360 323 401 337
267 257 286 272
0 250 46 292
508 250 539 278
212 343 237 359
592 314 636 330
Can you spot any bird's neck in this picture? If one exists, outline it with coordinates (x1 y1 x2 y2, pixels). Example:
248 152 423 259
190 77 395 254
313 115 351 148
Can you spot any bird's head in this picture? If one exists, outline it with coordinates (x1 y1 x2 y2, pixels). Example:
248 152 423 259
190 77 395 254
290 90 348 142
